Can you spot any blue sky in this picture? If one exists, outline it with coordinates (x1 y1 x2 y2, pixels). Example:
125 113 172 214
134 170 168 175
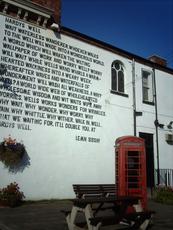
62 0 173 68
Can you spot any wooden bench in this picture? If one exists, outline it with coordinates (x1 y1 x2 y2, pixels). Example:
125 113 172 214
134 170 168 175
73 184 116 198
61 184 117 225
89 210 155 230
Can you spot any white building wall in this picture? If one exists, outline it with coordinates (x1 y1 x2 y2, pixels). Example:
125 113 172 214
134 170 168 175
0 14 173 199
0 15 134 199
156 70 173 169
135 63 156 131
135 62 173 176
135 63 156 165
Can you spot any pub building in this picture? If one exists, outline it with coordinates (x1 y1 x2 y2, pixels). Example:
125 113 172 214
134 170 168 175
0 0 173 200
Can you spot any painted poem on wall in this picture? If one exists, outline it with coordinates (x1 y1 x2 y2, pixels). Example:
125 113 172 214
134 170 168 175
0 16 106 143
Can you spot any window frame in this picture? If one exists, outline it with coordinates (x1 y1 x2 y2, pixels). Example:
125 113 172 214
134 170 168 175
142 69 154 105
111 60 128 97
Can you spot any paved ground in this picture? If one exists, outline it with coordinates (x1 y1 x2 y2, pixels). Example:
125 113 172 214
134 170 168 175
0 199 173 230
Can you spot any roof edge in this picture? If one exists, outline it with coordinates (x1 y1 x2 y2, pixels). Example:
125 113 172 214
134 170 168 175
61 26 173 75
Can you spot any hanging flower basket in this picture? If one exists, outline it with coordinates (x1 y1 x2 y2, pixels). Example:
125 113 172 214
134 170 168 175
0 135 25 168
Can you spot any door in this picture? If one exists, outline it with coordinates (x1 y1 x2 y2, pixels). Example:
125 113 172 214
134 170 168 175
139 132 155 188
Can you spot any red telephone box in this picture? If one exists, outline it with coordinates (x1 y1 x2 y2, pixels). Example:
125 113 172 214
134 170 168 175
115 136 147 210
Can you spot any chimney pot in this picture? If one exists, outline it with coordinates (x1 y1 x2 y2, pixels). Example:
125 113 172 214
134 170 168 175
148 55 167 67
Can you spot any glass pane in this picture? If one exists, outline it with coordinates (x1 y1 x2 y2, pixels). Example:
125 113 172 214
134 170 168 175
143 87 148 101
118 71 124 92
127 151 140 189
114 62 120 70
143 71 150 78
142 77 148 88
111 69 117 91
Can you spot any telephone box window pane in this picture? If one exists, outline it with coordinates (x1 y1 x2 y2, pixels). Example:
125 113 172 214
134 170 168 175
127 151 140 189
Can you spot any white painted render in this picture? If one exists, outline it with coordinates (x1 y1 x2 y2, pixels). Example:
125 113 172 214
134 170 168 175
0 14 172 199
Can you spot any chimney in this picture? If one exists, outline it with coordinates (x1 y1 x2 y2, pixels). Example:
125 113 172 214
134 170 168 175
148 55 167 67
30 0 61 24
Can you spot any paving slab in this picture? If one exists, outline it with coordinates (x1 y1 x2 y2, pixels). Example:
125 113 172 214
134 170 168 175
0 199 173 230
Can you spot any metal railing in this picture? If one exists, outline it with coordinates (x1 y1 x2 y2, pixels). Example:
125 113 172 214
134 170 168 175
155 169 173 187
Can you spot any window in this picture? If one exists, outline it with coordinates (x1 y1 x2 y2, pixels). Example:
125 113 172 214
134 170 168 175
142 70 154 104
111 60 127 97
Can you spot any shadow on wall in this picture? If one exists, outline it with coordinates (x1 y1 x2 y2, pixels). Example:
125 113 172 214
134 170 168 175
8 150 31 174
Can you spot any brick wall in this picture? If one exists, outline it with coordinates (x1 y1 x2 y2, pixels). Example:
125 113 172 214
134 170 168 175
31 0 61 23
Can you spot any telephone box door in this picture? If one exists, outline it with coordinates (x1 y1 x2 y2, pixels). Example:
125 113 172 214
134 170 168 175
115 136 147 209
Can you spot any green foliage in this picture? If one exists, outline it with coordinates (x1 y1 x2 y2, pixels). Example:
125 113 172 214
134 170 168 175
153 186 173 205
0 182 25 207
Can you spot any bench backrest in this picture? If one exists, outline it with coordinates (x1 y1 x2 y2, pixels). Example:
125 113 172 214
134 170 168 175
73 184 116 198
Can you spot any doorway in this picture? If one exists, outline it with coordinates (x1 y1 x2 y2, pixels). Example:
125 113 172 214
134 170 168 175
139 132 155 188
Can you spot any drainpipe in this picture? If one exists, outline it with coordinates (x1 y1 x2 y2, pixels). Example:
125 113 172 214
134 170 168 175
153 68 160 185
132 59 136 136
